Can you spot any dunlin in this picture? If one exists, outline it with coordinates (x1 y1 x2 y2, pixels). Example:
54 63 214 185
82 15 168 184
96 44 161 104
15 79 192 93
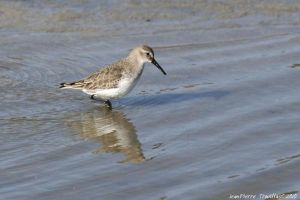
60 45 167 108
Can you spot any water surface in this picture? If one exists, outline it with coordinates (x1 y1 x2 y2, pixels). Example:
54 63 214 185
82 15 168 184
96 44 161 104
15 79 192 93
1 1 300 200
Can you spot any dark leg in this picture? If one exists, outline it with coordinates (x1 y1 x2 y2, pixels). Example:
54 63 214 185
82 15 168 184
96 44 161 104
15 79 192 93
104 100 112 109
90 94 96 100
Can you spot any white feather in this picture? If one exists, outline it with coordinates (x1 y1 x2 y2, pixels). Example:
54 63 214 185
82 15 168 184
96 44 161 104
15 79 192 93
83 67 143 100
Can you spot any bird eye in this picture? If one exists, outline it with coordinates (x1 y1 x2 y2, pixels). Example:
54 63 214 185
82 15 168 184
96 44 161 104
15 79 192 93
146 52 150 56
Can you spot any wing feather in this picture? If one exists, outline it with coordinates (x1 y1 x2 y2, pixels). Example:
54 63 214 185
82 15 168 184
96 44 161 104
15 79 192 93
82 61 125 90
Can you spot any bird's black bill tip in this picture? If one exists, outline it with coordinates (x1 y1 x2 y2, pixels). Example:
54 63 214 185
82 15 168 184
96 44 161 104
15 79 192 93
152 59 167 75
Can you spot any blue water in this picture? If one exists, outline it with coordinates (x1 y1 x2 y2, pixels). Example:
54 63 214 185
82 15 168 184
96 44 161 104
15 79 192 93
0 1 300 200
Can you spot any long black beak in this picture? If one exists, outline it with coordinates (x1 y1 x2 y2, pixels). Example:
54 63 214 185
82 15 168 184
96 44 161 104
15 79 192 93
152 58 167 75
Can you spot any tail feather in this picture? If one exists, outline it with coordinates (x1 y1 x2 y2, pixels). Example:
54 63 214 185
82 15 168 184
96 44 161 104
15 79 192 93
59 81 84 89
59 82 67 88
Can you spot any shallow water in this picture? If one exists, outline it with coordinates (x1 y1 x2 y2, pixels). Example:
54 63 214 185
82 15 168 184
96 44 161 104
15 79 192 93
1 1 300 200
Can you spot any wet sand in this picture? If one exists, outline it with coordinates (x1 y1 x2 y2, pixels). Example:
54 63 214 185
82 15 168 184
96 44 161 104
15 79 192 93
1 1 300 200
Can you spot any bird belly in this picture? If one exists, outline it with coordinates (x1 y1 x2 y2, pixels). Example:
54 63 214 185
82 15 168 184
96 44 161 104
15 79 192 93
92 76 140 100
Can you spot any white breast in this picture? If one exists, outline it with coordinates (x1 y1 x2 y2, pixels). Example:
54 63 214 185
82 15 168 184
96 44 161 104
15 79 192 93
94 68 143 100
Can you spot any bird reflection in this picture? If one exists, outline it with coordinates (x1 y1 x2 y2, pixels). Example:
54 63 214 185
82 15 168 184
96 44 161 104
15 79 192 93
66 107 145 163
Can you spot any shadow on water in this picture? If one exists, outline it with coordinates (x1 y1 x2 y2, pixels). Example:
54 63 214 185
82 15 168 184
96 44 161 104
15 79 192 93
63 90 229 163
65 107 145 163
119 90 230 107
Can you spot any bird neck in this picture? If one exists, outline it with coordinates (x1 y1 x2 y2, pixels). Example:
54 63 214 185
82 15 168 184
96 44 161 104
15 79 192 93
126 54 145 72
